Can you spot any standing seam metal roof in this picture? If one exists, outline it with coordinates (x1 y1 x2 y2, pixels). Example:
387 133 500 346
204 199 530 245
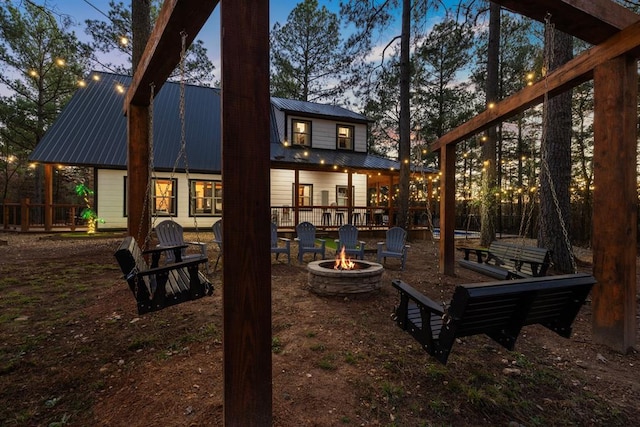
30 71 432 174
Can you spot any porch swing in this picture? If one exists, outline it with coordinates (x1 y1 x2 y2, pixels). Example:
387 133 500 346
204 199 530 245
391 15 595 364
114 32 213 315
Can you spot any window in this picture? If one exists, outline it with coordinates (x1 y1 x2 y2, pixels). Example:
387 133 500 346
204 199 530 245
294 183 313 207
190 180 222 215
292 119 312 146
336 185 354 207
152 178 177 216
337 125 354 150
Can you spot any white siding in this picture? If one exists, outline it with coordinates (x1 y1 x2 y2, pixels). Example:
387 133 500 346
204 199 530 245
270 169 367 206
96 169 223 231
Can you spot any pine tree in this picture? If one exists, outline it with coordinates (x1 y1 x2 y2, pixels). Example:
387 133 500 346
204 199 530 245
0 1 90 202
270 0 344 102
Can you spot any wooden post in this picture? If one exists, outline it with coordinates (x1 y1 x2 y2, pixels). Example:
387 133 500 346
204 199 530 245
127 104 150 248
439 144 456 275
44 164 53 231
347 171 353 223
221 0 272 425
21 198 29 232
294 169 300 225
592 55 637 352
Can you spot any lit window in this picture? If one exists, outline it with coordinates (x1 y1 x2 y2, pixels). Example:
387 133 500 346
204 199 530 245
295 183 313 207
190 180 222 215
292 119 311 146
337 125 354 150
152 178 177 215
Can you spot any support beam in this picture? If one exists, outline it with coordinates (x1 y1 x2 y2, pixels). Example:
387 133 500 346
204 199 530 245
591 55 637 353
439 144 456 275
44 164 53 231
123 0 218 109
495 0 639 45
429 18 640 153
221 0 272 425
127 105 150 247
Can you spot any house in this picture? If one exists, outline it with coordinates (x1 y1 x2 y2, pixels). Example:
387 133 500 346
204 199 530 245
29 71 435 231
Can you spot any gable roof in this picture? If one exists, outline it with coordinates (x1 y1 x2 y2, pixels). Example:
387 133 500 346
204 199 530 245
30 71 426 174
270 97 370 124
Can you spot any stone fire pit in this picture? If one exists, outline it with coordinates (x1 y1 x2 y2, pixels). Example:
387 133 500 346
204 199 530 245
307 260 384 296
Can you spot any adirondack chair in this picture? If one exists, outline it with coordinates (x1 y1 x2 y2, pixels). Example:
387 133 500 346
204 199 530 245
155 220 209 273
335 224 365 260
271 222 291 264
212 219 223 272
377 227 410 270
295 221 325 263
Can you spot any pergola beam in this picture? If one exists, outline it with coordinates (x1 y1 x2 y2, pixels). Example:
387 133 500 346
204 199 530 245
123 0 218 109
429 18 640 153
498 0 639 45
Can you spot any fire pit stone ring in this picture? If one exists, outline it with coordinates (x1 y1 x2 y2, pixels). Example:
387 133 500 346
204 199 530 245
307 260 384 296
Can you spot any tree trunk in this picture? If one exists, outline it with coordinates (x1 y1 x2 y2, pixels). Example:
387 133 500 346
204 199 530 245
539 28 574 273
397 0 411 229
131 0 151 71
480 2 500 246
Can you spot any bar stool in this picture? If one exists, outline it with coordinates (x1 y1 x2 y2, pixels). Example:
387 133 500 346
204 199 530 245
334 211 344 226
322 211 332 226
351 212 361 226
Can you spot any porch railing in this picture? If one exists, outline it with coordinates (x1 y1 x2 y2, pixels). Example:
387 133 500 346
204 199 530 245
269 205 434 230
2 199 85 231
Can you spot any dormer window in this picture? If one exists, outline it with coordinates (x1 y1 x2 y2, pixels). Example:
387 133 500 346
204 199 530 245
337 125 354 150
292 119 311 146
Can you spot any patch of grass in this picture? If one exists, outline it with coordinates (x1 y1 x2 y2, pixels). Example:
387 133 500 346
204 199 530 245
309 343 326 352
321 238 337 250
305 331 316 338
272 336 283 354
317 354 337 370
344 351 359 365
381 381 405 405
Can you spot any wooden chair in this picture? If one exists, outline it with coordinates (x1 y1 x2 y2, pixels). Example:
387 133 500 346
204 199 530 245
155 219 208 273
335 224 365 260
212 219 223 272
114 236 213 315
295 221 325 263
271 222 291 264
392 273 596 364
377 227 410 270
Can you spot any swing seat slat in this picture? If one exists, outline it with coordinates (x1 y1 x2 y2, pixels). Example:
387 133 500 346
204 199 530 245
392 274 595 364
458 241 551 279
114 236 213 315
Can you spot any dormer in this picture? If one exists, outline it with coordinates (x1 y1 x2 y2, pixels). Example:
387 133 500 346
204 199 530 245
271 97 369 153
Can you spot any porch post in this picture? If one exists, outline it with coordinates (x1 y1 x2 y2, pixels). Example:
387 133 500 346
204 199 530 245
44 164 53 231
294 169 300 225
347 171 353 224
592 55 637 352
127 104 150 248
221 0 272 424
439 144 456 275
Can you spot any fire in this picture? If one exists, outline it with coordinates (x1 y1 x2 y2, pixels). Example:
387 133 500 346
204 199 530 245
334 246 356 270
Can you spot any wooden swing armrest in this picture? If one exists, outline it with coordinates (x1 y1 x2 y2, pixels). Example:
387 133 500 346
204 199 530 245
136 257 208 278
147 244 188 266
392 279 445 316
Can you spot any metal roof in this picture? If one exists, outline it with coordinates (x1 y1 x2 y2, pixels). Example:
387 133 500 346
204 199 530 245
30 71 222 172
270 97 370 123
30 71 432 175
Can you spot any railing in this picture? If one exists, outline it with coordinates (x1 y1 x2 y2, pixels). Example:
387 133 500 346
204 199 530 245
2 199 85 231
270 205 434 230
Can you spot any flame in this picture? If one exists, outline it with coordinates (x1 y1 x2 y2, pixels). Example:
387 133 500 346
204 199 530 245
334 246 356 270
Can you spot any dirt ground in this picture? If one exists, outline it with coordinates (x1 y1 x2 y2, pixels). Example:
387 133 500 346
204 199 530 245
1 231 639 427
